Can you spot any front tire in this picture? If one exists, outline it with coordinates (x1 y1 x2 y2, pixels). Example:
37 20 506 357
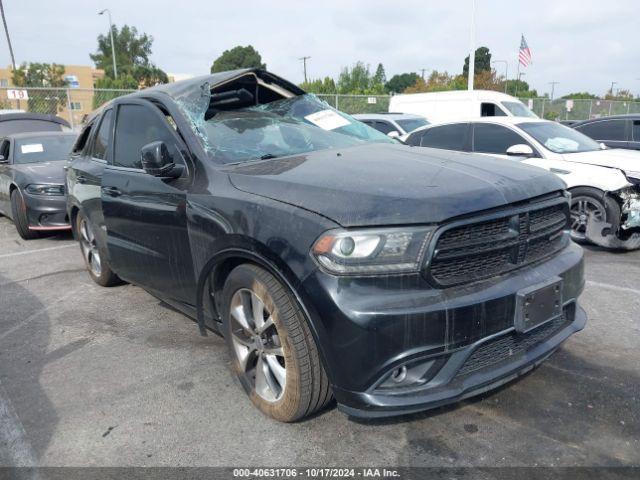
569 187 620 244
221 264 332 422
10 189 39 240
76 211 121 287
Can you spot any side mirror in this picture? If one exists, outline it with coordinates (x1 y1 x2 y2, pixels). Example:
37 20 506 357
387 131 400 138
140 141 184 179
506 144 534 157
600 142 607 150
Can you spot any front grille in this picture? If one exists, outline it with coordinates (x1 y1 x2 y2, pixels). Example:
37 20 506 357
453 307 573 379
428 200 569 287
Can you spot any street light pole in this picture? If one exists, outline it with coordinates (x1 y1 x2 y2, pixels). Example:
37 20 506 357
467 0 476 91
491 60 508 93
98 9 117 79
610 81 617 97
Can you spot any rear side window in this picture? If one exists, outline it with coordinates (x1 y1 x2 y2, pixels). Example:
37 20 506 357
91 110 113 160
113 104 180 169
481 103 507 117
472 123 530 154
633 120 640 141
418 123 468 151
576 119 626 141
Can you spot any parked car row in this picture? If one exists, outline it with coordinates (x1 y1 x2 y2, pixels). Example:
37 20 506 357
0 71 634 423
403 118 640 249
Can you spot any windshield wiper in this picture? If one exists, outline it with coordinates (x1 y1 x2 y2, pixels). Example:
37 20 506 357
260 153 279 160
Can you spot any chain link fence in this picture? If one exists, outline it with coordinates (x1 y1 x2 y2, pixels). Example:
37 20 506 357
2 87 639 129
0 87 135 130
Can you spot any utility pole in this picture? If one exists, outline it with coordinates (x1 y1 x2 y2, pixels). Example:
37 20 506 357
420 68 428 80
298 56 311 83
610 81 618 97
549 81 560 101
0 0 19 108
98 9 118 79
492 60 508 93
0 0 16 72
467 0 476 91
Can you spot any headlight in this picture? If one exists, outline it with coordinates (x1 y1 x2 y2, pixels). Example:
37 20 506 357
311 226 434 275
25 184 65 196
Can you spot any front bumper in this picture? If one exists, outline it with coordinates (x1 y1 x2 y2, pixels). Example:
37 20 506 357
23 192 71 231
300 242 585 418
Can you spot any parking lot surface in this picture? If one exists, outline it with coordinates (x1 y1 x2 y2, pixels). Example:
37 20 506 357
0 216 638 467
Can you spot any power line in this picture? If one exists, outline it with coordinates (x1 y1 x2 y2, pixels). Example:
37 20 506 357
298 56 311 83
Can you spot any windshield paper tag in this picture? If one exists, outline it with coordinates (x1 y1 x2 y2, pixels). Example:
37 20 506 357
304 110 350 130
21 144 44 154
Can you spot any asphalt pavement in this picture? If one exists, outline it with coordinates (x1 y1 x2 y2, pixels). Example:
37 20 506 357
0 216 638 467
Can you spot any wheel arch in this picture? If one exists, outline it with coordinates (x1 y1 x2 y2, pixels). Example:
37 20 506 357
194 239 334 383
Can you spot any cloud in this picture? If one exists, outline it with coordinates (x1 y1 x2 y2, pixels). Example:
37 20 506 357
1 0 638 97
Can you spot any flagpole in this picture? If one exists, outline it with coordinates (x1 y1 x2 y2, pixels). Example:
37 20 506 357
515 34 521 97
467 0 476 91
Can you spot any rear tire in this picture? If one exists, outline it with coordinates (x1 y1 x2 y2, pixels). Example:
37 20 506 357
10 189 39 240
569 187 620 244
221 264 333 422
76 210 121 287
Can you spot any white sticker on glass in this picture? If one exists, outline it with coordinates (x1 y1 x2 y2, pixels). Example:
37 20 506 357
304 110 350 131
21 144 44 154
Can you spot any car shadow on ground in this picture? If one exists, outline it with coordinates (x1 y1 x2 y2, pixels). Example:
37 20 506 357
0 273 57 464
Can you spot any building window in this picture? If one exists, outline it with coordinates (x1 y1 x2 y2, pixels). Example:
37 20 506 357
70 102 82 110
0 79 8 87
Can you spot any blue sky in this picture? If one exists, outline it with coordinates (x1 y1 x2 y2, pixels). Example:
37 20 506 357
3 0 639 97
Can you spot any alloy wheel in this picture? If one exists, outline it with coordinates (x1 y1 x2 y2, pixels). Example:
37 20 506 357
79 218 102 277
229 288 286 403
570 195 606 241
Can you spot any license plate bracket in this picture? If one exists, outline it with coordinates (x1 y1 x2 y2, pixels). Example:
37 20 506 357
514 277 563 334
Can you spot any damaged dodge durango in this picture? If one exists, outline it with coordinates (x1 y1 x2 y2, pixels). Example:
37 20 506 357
67 69 586 421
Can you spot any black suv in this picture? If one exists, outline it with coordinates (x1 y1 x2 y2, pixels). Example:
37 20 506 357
66 69 586 421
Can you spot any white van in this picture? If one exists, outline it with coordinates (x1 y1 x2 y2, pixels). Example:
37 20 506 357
389 90 536 123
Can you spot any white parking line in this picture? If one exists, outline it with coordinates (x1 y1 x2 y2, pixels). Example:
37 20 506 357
0 244 76 260
586 280 640 296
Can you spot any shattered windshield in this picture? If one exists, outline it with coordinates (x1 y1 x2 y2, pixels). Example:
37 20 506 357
177 91 394 164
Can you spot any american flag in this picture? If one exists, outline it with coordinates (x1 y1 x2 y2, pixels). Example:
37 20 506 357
519 35 532 67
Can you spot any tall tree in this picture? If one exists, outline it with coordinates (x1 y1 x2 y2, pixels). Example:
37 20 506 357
337 61 372 94
11 62 67 114
90 25 168 86
463 46 492 77
372 63 386 86
300 76 337 94
211 45 265 73
385 72 420 93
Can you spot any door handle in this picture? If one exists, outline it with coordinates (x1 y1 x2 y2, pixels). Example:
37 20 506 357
76 175 87 184
101 186 122 197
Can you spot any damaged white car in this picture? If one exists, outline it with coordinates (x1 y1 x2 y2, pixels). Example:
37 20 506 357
405 117 640 250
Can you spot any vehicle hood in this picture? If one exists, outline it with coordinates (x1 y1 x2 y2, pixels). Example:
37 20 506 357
227 143 565 227
561 149 640 174
12 160 67 185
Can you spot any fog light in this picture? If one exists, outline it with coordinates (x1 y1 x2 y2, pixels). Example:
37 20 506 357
376 356 448 392
390 366 407 383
